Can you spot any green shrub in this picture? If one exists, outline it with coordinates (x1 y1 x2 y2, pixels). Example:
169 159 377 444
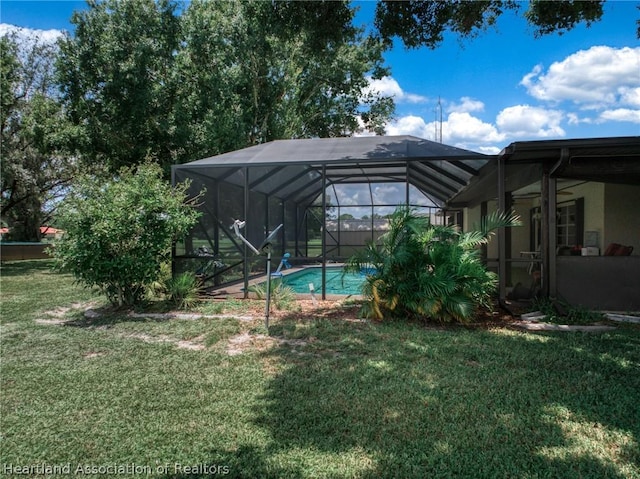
167 272 201 309
345 206 521 323
52 163 201 307
146 261 172 300
249 279 296 310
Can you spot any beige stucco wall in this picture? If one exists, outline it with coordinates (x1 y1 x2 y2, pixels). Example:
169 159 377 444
510 199 531 256
464 202 500 258
604 183 640 255
463 205 482 236
461 180 638 258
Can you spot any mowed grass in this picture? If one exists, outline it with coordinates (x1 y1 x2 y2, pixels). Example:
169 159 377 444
1 260 639 478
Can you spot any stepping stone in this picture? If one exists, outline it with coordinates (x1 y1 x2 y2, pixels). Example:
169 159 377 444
511 321 616 332
521 311 547 321
605 313 640 324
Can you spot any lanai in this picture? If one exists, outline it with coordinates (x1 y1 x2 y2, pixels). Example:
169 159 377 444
172 135 491 298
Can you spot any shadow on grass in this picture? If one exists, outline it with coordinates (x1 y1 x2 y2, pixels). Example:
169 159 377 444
0 259 56 277
60 309 174 328
160 445 304 479
162 318 639 478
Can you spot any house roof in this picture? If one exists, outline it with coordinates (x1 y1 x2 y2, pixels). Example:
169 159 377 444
0 226 62 235
40 226 63 234
173 135 491 206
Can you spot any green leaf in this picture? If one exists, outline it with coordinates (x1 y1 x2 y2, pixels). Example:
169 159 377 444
52 163 201 307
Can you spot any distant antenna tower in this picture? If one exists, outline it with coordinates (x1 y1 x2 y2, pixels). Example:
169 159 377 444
434 96 443 143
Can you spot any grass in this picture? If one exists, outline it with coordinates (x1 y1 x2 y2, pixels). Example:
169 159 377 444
1 260 639 478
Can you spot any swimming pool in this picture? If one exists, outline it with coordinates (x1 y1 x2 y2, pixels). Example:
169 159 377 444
278 267 366 295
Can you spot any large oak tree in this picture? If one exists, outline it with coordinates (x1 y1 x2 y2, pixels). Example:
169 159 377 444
1 33 80 241
174 0 392 162
57 0 393 173
57 0 181 173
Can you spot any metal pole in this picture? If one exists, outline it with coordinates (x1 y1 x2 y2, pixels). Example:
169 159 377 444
171 167 177 279
321 165 327 300
405 162 410 206
548 176 557 299
497 156 507 302
243 168 250 299
541 167 558 299
265 248 272 331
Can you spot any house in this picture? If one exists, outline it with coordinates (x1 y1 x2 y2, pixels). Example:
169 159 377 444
172 135 640 310
0 226 64 261
39 226 64 241
0 226 64 242
448 136 640 311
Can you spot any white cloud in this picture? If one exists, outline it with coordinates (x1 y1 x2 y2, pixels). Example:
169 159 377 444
384 112 504 152
0 23 63 45
520 46 640 109
385 115 432 138
365 76 429 104
372 185 402 204
619 87 640 108
332 184 372 207
447 97 485 114
444 111 505 144
567 113 594 125
598 109 640 124
496 105 565 138
477 145 502 155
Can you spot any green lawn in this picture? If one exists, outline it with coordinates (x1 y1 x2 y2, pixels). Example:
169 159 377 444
1 260 639 478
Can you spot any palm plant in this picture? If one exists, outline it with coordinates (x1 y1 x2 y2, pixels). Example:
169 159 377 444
248 279 296 310
167 272 201 309
344 206 521 322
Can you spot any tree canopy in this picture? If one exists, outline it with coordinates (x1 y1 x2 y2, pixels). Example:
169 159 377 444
374 0 609 49
55 0 632 175
4 0 635 240
57 0 181 173
1 32 80 241
57 0 393 173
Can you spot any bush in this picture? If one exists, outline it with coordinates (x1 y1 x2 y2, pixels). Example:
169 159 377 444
345 206 521 323
167 272 201 309
248 279 296 310
52 163 201 307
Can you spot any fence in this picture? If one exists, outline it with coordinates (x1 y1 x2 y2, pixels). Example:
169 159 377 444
0 243 52 261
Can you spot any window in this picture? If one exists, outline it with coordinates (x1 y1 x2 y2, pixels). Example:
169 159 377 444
557 201 577 247
530 198 584 250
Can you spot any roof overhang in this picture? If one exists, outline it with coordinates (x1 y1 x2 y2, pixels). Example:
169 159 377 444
448 136 640 208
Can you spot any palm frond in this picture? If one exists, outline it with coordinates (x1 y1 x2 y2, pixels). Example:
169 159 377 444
458 230 488 249
478 210 522 238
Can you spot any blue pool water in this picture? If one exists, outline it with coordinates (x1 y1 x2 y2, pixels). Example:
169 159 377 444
279 267 365 295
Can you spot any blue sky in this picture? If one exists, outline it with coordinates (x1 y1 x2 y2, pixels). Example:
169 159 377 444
1 0 639 156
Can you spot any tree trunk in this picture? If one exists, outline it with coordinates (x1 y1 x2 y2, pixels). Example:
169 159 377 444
7 198 42 242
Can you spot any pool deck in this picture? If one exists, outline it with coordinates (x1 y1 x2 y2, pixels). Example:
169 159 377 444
203 264 363 301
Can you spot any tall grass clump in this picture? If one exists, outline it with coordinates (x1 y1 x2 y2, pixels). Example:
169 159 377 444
249 279 296 310
167 272 201 309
